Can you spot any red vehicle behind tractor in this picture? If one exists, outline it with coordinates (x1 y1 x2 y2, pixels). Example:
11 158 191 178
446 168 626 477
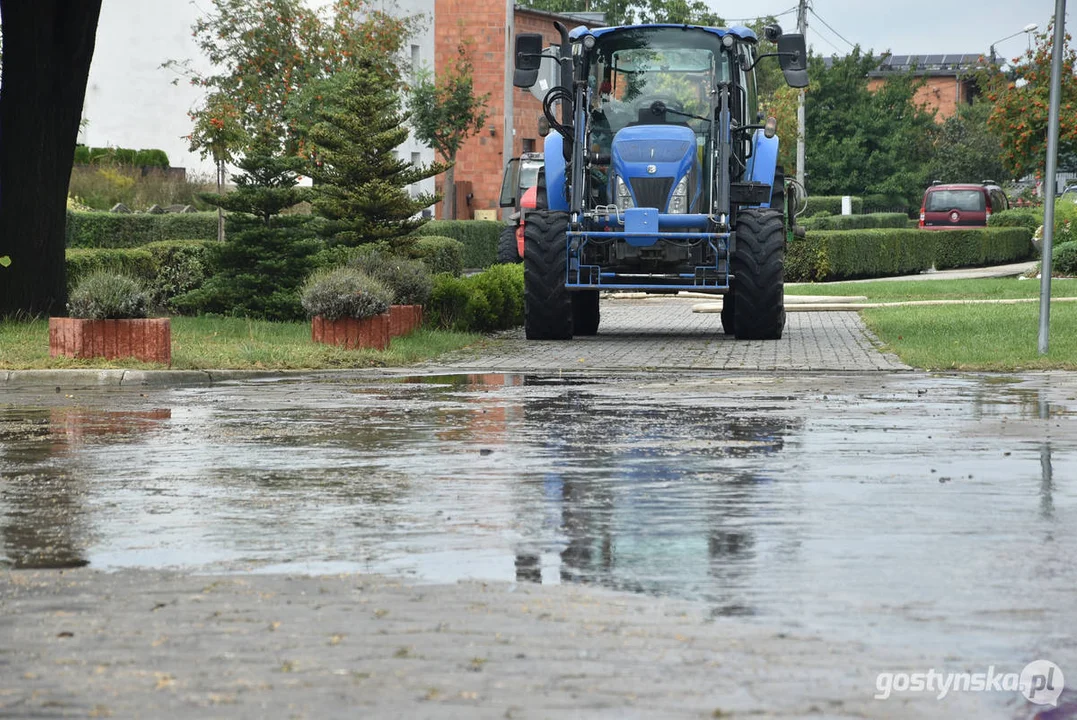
497 152 544 263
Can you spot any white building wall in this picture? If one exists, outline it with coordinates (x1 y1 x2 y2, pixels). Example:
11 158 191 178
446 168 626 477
82 0 438 202
81 0 214 176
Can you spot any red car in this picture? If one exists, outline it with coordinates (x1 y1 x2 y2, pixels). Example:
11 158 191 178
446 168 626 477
919 182 1010 229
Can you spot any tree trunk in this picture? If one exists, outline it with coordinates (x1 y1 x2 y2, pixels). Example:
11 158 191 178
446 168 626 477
0 0 103 317
442 161 456 220
216 158 225 243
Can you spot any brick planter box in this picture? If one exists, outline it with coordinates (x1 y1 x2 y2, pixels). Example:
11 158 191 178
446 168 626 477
49 317 171 365
389 305 423 338
311 313 390 350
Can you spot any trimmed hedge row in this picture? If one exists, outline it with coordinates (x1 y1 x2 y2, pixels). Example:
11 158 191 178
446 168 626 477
787 227 1033 282
416 220 502 269
989 208 1042 236
425 263 524 333
73 146 170 168
803 195 864 217
66 210 219 248
801 212 909 231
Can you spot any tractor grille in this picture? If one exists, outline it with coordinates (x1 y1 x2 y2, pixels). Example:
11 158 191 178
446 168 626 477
630 177 674 211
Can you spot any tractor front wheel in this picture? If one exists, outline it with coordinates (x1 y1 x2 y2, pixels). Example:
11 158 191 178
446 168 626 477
497 223 520 264
731 209 786 340
524 210 573 340
572 290 600 336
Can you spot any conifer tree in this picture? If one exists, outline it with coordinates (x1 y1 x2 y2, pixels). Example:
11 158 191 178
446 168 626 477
306 66 444 251
174 136 320 320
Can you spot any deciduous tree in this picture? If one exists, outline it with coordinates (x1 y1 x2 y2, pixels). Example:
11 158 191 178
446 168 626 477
981 23 1077 180
408 39 488 220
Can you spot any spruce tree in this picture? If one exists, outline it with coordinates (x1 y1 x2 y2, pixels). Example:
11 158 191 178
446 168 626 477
306 66 444 251
173 137 320 321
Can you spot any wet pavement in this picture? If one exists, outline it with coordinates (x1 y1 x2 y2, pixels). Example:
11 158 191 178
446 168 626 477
1 370 1075 717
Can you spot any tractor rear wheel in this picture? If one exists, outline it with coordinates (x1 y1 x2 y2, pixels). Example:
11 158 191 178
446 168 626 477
524 210 573 340
572 290 600 335
497 223 520 264
731 208 785 340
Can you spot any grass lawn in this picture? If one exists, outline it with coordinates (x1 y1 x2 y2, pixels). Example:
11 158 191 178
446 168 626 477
789 277 1077 370
0 316 482 371
785 277 1077 302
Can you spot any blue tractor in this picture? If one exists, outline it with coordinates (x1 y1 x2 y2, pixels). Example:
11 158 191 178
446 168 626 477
513 22 808 340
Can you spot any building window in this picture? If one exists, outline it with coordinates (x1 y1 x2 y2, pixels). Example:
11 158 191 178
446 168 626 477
411 152 421 167
522 138 535 153
411 45 420 78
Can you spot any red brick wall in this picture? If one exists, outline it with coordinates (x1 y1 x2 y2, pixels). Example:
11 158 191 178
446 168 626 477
433 4 597 217
867 75 972 121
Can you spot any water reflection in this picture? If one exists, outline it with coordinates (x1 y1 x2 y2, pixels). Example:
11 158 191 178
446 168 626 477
0 407 171 569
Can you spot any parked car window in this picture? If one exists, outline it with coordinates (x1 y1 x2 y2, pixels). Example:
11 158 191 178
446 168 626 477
926 189 984 212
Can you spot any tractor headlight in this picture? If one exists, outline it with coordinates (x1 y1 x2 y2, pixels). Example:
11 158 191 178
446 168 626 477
668 177 689 214
616 177 634 210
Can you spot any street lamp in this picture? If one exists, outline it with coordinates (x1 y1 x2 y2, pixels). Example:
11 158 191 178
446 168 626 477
990 23 1039 64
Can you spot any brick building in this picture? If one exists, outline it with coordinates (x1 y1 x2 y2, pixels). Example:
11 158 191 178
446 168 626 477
433 2 601 218
865 54 987 120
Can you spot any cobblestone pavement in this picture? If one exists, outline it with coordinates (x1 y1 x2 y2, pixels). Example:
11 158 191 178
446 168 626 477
1 570 996 719
426 298 910 373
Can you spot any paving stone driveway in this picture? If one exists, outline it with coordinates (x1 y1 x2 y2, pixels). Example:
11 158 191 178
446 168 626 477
430 298 910 372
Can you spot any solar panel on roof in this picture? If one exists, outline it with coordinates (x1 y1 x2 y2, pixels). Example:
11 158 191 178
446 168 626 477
925 54 945 65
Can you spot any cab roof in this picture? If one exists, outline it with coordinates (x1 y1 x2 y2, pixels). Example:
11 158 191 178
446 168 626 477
570 24 758 43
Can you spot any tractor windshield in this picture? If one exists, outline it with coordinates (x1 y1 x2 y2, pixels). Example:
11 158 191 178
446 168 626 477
588 28 730 142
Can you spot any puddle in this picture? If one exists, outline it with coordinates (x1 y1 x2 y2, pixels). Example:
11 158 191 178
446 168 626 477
1 373 1075 672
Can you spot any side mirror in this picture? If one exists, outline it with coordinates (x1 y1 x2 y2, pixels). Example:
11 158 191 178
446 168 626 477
778 33 808 88
513 33 543 88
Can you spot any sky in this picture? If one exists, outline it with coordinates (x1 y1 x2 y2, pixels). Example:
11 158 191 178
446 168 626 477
709 0 1064 59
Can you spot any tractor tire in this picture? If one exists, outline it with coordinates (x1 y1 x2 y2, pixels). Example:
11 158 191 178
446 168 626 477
572 290 600 336
497 223 520 264
720 290 736 335
731 208 786 340
524 210 573 340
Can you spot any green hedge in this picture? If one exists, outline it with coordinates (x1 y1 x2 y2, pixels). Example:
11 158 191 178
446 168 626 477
787 227 1033 282
66 210 219 248
862 193 910 216
801 212 909 231
66 240 214 311
426 263 524 333
73 146 170 168
803 195 863 217
415 220 502 269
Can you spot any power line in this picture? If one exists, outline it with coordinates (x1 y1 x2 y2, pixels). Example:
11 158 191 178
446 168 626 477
721 5 798 26
808 7 856 49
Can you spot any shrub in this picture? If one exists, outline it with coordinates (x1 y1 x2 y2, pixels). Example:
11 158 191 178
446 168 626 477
989 208 1042 236
801 212 909 231
73 145 170 168
66 210 219 248
67 271 149 319
142 240 212 312
66 247 156 289
1052 241 1077 276
803 195 863 217
346 250 433 306
417 220 502 268
862 193 909 215
410 235 464 276
300 267 392 320
425 263 524 332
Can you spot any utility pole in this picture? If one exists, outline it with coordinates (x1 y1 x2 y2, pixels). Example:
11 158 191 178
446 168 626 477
1039 0 1067 354
796 0 808 190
